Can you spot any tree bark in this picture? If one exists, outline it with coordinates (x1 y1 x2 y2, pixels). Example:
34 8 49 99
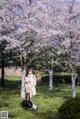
0 66 5 87
45 49 53 91
0 50 5 87
20 52 27 100
21 66 26 100
71 72 77 98
48 69 53 91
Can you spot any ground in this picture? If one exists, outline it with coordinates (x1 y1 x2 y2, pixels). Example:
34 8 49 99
0 76 80 119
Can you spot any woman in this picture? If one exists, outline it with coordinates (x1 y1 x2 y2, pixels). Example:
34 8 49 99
25 68 37 101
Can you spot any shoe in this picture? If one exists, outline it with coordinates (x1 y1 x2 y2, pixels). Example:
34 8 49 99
32 104 37 111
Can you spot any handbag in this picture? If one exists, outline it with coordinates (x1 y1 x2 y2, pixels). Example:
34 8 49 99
22 100 33 109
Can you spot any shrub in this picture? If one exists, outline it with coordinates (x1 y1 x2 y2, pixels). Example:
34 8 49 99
54 74 71 83
58 97 80 119
41 73 71 84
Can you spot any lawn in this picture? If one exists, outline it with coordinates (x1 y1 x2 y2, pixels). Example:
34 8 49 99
0 76 80 119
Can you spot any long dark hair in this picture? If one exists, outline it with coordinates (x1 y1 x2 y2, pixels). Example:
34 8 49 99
26 67 35 76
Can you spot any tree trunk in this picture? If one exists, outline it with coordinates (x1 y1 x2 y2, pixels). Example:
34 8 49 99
21 66 26 100
0 49 5 87
0 66 5 87
48 69 53 91
71 72 77 98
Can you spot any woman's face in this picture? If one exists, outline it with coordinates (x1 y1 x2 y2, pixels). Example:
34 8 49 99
28 69 33 75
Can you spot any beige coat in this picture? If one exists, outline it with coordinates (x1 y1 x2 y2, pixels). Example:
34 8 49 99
25 74 37 96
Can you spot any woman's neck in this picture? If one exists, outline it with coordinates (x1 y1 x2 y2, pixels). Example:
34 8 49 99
28 74 33 76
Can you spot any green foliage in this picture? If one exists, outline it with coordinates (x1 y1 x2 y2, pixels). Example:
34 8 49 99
34 46 59 70
42 73 71 84
54 73 71 83
76 65 80 74
0 40 20 68
59 97 80 119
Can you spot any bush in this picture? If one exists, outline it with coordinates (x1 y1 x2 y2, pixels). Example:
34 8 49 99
54 74 71 83
41 73 71 84
58 97 80 119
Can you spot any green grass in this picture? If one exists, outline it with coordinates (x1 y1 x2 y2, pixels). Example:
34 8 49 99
5 76 21 80
0 77 80 119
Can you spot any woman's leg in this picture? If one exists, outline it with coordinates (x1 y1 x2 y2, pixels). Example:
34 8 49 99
29 90 33 100
26 93 30 100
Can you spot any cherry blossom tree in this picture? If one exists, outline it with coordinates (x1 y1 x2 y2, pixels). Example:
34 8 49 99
3 0 79 91
0 3 35 100
0 1 21 86
57 0 80 97
1 0 80 95
0 35 20 86
0 0 61 92
0 0 38 97
30 0 80 92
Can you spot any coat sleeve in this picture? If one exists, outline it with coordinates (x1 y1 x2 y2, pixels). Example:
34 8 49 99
25 77 29 83
33 75 37 86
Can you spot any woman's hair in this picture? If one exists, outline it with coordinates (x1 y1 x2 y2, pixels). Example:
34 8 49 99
26 67 35 76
